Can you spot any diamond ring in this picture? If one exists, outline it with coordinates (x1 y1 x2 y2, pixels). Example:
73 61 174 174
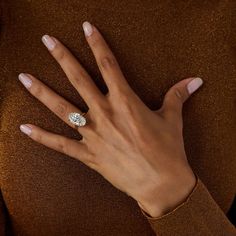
68 112 87 127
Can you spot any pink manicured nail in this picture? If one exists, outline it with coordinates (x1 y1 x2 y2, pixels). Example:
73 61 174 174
18 73 32 88
20 124 32 136
187 77 203 94
82 21 93 37
42 35 56 50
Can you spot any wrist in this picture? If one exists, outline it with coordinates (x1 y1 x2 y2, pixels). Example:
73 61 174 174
137 166 197 218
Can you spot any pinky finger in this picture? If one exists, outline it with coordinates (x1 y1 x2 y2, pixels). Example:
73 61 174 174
19 124 93 167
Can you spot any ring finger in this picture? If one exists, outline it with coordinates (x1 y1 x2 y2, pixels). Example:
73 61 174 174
18 73 91 135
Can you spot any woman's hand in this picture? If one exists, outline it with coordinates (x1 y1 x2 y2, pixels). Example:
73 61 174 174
18 21 203 218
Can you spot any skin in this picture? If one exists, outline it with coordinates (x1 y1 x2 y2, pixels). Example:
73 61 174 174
19 22 202 218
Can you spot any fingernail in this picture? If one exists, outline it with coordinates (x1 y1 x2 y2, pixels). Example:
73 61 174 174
82 21 93 37
42 35 56 50
187 77 203 94
20 124 32 136
18 73 32 88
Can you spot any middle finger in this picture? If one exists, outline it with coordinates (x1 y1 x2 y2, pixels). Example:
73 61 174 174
41 35 105 111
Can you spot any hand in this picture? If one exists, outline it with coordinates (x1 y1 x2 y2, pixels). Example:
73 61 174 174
18 21 203 218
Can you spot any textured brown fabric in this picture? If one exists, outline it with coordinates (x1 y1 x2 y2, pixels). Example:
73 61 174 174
0 0 236 235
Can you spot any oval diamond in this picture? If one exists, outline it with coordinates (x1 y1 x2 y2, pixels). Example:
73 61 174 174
68 112 86 127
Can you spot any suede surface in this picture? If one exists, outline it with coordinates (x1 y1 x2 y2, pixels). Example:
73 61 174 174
0 0 236 235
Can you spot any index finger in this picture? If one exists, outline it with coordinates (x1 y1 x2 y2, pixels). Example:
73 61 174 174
82 21 132 95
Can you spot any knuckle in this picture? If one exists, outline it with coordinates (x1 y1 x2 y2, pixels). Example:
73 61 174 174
54 101 68 118
78 69 88 80
89 33 100 47
35 132 43 143
93 107 115 132
85 153 98 167
99 107 113 122
97 111 112 127
58 138 68 154
109 93 137 121
54 47 66 62
100 56 117 70
32 84 43 98
85 144 104 169
72 70 88 86
174 88 184 103
94 101 111 118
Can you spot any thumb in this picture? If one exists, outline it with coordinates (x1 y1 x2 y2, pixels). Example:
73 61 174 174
161 77 203 120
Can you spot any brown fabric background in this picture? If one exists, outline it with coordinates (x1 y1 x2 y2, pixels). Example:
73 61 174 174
0 0 236 235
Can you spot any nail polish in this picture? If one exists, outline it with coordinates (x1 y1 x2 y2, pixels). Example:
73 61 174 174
42 35 56 50
18 73 32 88
82 21 93 37
187 77 203 94
20 124 32 136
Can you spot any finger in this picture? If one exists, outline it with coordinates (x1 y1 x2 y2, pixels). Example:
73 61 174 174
41 34 105 110
19 124 96 168
82 21 132 94
18 73 89 133
161 77 203 121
